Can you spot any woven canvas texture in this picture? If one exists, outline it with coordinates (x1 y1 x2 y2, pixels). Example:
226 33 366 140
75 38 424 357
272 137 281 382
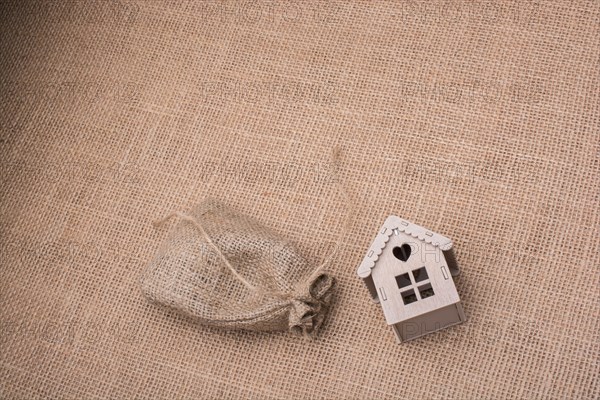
0 1 598 398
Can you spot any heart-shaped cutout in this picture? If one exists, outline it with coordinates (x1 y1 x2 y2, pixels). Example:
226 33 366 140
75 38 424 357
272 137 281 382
392 244 411 262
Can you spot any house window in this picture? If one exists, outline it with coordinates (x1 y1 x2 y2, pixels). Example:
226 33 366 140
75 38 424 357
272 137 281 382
418 283 435 299
413 266 428 282
395 267 435 304
401 288 418 305
395 273 411 289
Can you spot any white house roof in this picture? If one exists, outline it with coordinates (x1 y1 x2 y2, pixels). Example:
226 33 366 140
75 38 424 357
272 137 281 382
357 216 453 279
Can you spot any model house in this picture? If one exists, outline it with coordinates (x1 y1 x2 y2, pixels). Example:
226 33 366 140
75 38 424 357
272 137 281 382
357 216 466 342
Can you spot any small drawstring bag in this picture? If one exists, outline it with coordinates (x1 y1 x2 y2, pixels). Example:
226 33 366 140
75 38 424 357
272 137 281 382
140 148 348 337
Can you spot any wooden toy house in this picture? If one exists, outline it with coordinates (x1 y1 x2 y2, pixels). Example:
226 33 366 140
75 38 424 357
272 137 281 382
357 216 466 342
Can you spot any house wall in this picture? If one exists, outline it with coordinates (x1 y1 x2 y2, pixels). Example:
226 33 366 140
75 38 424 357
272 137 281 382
393 303 466 342
371 232 461 325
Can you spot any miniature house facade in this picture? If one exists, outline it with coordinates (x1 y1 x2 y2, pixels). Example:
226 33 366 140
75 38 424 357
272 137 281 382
357 216 466 342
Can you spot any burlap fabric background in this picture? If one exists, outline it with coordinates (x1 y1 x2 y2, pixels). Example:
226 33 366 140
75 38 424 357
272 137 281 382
1 1 598 398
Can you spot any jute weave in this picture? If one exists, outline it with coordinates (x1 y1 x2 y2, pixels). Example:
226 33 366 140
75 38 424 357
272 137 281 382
0 1 598 398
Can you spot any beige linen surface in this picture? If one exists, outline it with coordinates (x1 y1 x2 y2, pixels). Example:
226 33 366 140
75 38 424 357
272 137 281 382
0 1 598 399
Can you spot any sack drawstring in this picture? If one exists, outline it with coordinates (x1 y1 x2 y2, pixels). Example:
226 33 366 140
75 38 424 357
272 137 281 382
153 146 352 300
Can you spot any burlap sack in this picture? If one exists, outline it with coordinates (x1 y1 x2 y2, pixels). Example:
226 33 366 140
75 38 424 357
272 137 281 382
140 198 335 337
